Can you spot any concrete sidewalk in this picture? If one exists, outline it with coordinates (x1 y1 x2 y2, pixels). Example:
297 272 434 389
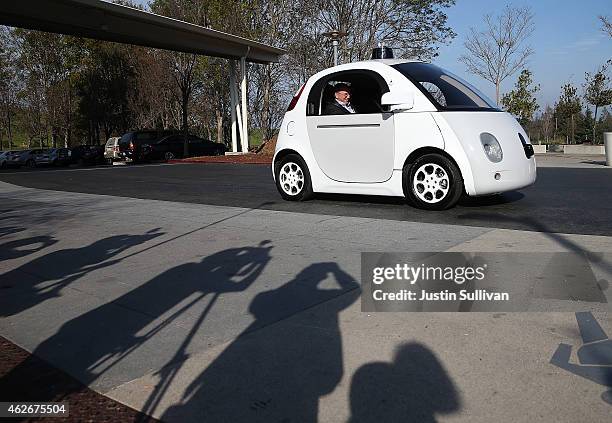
0 181 610 422
535 153 610 169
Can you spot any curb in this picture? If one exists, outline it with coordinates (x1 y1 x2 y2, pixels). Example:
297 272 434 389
168 157 272 165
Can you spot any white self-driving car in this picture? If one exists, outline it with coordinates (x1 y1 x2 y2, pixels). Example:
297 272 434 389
272 59 536 210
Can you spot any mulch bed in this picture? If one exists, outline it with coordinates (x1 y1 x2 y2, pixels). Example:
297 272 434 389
169 154 272 165
0 336 160 423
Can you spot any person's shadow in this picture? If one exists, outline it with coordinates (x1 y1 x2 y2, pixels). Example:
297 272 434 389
348 343 460 423
0 241 274 403
160 262 360 423
0 230 164 317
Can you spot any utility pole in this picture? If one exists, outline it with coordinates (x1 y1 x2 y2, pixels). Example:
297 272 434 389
322 30 348 66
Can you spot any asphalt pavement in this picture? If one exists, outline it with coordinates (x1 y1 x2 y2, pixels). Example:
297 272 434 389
1 161 611 235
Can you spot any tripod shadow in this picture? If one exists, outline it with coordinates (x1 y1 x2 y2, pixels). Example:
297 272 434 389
0 241 273 404
349 343 461 423
0 235 57 260
160 262 360 423
0 230 164 317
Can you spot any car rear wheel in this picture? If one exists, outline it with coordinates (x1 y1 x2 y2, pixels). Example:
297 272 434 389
26 160 36 169
164 152 175 161
404 153 463 210
275 154 313 201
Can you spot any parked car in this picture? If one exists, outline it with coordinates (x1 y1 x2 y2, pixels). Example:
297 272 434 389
148 135 227 161
0 151 21 168
12 149 38 168
31 149 53 166
70 145 105 166
273 57 536 210
104 137 121 164
49 148 71 166
31 148 71 167
117 130 179 162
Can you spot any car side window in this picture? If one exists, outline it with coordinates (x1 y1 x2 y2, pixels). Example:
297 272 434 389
419 82 447 107
306 70 390 116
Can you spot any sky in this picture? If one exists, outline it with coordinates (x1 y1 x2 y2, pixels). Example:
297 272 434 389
435 0 612 110
130 0 611 110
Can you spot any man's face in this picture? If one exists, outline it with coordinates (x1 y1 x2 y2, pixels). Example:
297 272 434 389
335 89 351 104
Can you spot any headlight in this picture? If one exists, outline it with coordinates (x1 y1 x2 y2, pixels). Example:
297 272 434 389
480 133 503 163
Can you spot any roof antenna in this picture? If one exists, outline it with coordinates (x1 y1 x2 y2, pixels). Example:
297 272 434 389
371 42 394 60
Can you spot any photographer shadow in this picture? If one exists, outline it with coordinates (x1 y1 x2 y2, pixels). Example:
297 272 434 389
349 342 460 423
160 262 360 423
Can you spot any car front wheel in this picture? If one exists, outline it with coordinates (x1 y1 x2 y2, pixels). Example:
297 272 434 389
275 154 313 201
404 153 463 210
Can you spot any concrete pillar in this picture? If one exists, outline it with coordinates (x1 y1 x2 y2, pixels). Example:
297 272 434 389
240 56 249 153
229 60 244 153
605 132 612 167
229 61 238 153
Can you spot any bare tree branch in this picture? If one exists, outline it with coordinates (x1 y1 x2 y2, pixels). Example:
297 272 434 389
600 15 612 37
459 6 535 104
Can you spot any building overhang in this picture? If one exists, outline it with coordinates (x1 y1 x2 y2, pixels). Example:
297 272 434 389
0 0 285 64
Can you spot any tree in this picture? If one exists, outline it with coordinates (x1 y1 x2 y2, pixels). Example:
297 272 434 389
555 83 582 143
150 0 210 156
127 47 179 131
583 60 612 143
76 40 135 143
576 107 594 143
501 69 540 127
0 27 21 150
600 15 612 37
540 105 554 143
459 6 535 104
312 0 456 63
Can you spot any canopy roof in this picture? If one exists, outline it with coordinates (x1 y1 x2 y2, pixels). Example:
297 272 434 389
0 0 285 64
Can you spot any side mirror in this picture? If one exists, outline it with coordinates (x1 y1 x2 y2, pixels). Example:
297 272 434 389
381 90 414 110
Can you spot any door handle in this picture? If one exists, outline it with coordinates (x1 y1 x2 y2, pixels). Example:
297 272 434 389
316 123 380 129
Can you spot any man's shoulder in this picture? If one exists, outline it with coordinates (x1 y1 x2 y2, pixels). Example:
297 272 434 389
323 101 347 115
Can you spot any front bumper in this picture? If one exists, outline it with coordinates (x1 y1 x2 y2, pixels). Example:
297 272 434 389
471 157 537 196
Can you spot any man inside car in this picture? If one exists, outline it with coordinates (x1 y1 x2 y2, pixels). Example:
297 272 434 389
323 83 358 115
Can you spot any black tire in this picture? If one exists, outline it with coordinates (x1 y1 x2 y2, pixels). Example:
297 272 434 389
403 153 463 210
274 154 314 201
26 160 36 169
164 151 175 161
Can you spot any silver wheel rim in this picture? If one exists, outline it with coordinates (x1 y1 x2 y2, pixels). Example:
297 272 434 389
279 162 305 196
412 163 450 204
165 152 174 160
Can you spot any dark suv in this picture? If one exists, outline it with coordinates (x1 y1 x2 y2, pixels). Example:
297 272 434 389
118 130 179 162
148 135 227 161
70 145 105 166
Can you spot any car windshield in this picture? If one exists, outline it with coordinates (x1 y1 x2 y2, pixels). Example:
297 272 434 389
392 62 498 111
